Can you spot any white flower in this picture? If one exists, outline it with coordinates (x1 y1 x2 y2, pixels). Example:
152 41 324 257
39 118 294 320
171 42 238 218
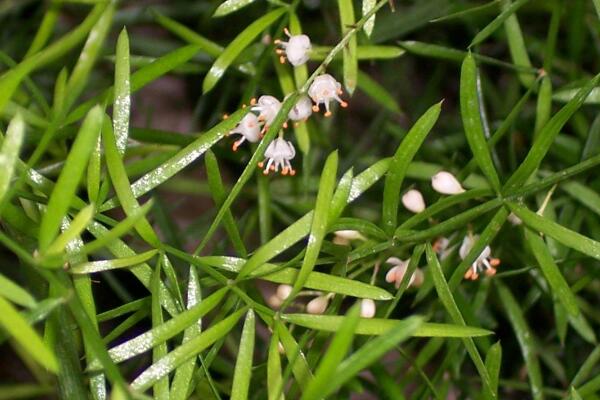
275 28 312 67
431 171 465 195
384 257 424 288
459 234 500 280
306 295 329 314
402 189 426 213
258 138 296 176
229 113 261 151
276 284 293 300
287 95 313 122
332 230 367 245
308 74 348 117
433 236 452 261
252 95 282 129
360 298 376 318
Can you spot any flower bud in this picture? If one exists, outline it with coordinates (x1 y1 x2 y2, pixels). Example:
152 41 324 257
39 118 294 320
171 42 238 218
431 171 465 195
276 284 293 300
507 212 522 226
267 294 283 309
402 189 426 213
360 299 376 318
306 296 329 314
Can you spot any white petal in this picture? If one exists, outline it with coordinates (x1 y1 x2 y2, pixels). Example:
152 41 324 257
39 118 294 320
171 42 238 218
360 299 376 318
306 296 329 314
431 171 465 195
402 189 426 213
276 284 293 300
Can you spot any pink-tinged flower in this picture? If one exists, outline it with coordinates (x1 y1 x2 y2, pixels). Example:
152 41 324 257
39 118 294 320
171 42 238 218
229 113 261 151
308 74 348 117
459 234 500 280
275 28 312 67
258 138 297 176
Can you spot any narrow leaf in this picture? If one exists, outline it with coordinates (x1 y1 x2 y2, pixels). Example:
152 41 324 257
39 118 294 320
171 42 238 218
230 310 255 400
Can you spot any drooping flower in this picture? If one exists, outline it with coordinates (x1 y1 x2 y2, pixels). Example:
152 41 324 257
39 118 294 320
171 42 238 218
258 138 296 176
228 113 261 151
308 74 348 117
431 171 465 195
252 95 282 131
402 189 426 213
433 236 452 261
274 28 312 67
459 234 500 280
384 257 424 288
306 295 329 314
360 298 376 318
287 95 313 123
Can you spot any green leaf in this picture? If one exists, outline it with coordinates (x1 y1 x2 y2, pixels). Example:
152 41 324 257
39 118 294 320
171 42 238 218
203 8 286 93
395 198 502 243
214 0 257 17
0 4 107 114
485 341 502 396
230 310 255 400
501 0 534 87
205 149 247 257
425 244 496 399
131 308 245 392
66 44 202 125
45 204 95 256
113 28 130 156
104 287 228 365
524 228 580 317
64 2 115 112
338 0 358 94
192 255 392 300
0 295 57 373
275 321 313 387
100 109 248 212
82 201 154 255
310 45 404 61
503 73 600 191
508 202 600 260
170 267 202 400
288 151 338 299
0 275 36 309
496 280 543 399
38 105 103 251
460 53 501 192
301 304 361 400
102 115 160 246
382 101 442 233
281 314 493 337
0 113 24 204
469 0 530 47
70 250 159 274
362 0 376 37
151 264 169 399
324 316 423 398
267 331 284 400
561 181 600 218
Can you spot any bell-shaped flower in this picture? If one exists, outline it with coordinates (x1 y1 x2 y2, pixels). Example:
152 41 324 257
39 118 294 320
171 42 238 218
384 257 424 288
308 74 348 117
252 95 282 130
287 95 313 122
459 234 500 280
275 28 312 66
229 113 261 151
258 138 297 176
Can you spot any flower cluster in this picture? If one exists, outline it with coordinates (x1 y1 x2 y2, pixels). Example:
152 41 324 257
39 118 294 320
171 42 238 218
227 29 348 176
